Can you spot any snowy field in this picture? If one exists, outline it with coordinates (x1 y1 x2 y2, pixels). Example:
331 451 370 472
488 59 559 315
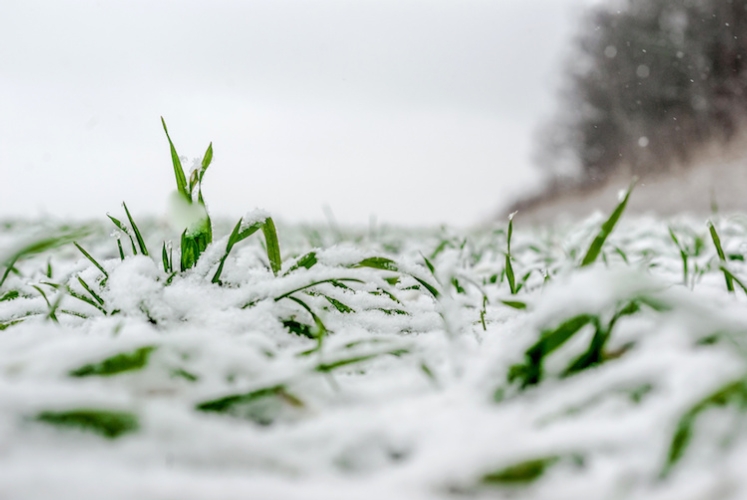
3 186 747 499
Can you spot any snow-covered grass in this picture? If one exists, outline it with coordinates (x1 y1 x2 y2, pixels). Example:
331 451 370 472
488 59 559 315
3 130 747 499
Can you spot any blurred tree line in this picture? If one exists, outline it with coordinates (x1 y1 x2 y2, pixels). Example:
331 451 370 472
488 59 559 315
540 0 747 185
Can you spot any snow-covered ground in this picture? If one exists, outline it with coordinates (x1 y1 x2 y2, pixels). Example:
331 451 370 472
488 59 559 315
2 207 747 499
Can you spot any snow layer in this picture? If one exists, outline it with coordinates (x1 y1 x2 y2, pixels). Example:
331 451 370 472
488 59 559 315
2 214 747 499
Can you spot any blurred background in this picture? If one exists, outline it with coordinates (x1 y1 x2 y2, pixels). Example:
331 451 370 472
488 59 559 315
7 0 745 227
0 0 587 227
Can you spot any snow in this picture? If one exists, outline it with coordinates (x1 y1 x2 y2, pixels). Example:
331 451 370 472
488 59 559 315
1 213 747 498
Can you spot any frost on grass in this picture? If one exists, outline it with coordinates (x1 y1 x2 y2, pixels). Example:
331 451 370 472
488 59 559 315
3 215 747 499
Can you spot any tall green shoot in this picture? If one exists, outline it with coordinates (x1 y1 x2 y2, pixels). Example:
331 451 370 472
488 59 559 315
708 220 734 293
580 179 636 267
161 117 214 270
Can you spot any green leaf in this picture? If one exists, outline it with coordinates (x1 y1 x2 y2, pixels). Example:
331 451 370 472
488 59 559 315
161 116 189 200
262 217 282 276
323 295 354 313
1 228 90 288
505 254 516 295
69 346 157 377
196 385 303 425
0 290 19 302
36 409 139 439
108 214 137 255
180 230 199 272
77 276 105 307
274 278 365 301
354 257 399 272
581 179 635 267
199 142 213 185
500 299 527 310
74 242 108 282
662 378 747 477
511 314 597 388
282 319 316 339
285 251 318 275
708 221 734 293
482 456 560 485
122 202 149 256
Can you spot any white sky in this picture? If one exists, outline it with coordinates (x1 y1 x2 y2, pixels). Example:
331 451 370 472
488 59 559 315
0 0 587 227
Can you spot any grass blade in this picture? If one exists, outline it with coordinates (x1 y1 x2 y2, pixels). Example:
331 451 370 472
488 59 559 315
708 220 734 293
74 242 108 282
1 228 90 287
661 378 747 477
668 227 689 286
36 409 139 439
161 117 189 200
122 202 149 256
580 179 636 267
108 215 137 255
262 217 282 276
70 346 157 377
77 277 105 307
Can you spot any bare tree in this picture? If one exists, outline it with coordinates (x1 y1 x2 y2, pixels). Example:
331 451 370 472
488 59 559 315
540 0 747 186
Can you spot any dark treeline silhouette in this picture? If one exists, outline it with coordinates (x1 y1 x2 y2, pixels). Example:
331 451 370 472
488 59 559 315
539 0 747 187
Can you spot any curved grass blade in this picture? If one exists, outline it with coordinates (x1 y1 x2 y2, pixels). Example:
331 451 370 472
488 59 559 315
274 278 365 301
212 217 280 282
1 228 90 287
108 214 137 255
161 117 189 200
661 378 747 478
581 179 636 267
482 456 560 485
70 346 157 377
77 276 104 307
708 221 734 293
122 202 149 256
509 314 596 388
262 217 281 276
668 227 689 286
284 251 318 275
36 409 138 439
74 242 108 283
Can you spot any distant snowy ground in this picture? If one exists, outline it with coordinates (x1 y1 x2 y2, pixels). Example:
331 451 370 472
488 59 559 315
2 208 747 500
511 140 747 225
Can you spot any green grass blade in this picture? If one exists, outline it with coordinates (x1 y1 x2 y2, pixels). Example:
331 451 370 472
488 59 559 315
74 242 108 280
285 295 328 348
505 254 516 295
580 180 636 267
0 290 19 302
661 379 747 477
77 277 105 307
1 228 90 288
274 278 365 301
70 346 157 377
668 227 689 286
161 117 189 200
108 215 137 255
161 242 171 273
36 409 139 439
354 257 399 272
199 142 213 185
708 220 734 293
122 202 149 256
482 456 560 485
116 238 125 261
285 251 318 275
719 265 747 297
262 217 282 276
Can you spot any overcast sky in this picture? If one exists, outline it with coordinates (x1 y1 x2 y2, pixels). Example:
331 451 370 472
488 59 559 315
0 0 588 227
